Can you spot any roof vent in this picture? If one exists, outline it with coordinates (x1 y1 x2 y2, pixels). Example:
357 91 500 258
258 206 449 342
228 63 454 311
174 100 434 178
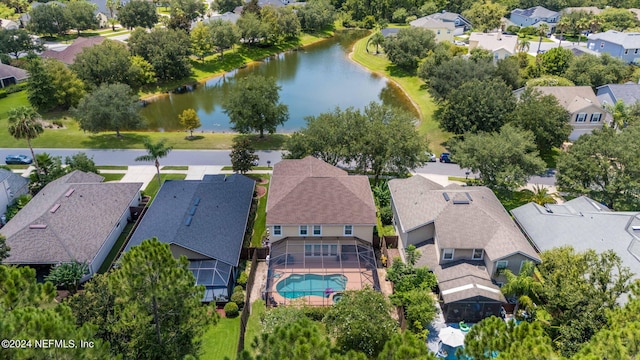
443 193 450 202
185 216 192 226
65 188 75 197
632 226 640 231
193 197 200 206
189 206 197 216
50 203 61 213
29 224 47 229
453 199 470 205
465 192 473 201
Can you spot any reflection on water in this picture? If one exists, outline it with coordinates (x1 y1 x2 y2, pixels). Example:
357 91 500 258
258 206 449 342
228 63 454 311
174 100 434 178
139 30 418 132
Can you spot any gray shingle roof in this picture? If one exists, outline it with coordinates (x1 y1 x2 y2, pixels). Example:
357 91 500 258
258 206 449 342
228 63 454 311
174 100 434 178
597 84 640 105
0 169 29 202
588 30 640 49
389 175 539 261
0 63 29 82
511 197 640 287
1 170 142 265
266 156 377 225
410 17 455 30
125 174 255 267
511 6 559 19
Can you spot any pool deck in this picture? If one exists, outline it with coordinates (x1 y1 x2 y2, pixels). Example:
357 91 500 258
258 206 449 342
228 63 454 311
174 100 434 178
270 267 378 306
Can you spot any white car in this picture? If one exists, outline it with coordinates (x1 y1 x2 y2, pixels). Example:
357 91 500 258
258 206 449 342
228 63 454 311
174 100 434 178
426 153 437 162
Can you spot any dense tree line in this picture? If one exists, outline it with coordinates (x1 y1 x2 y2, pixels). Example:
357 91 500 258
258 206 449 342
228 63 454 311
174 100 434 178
28 1 98 36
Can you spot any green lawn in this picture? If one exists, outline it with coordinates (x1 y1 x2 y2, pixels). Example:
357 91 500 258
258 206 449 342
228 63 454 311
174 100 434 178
2 164 30 169
144 173 187 199
350 34 450 154
249 176 270 247
97 165 128 170
244 300 266 352
98 222 135 273
101 173 125 182
161 165 189 170
200 317 241 360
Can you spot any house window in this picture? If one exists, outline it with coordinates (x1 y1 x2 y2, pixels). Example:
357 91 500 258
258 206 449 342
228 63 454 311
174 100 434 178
305 244 312 256
330 244 338 256
447 30 451 34
519 260 528 273
591 113 602 122
437 30 441 34
625 49 629 55
600 42 604 48
273 225 282 236
344 225 353 236
313 244 321 256
443 248 454 260
472 249 484 260
576 113 587 122
313 225 322 236
299 225 308 236
496 260 509 270
636 49 639 54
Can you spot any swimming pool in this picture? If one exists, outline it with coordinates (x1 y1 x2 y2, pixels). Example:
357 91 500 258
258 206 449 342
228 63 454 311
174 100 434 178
276 274 347 299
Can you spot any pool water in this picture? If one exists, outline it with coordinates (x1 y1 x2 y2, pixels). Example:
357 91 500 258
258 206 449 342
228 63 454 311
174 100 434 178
276 274 347 299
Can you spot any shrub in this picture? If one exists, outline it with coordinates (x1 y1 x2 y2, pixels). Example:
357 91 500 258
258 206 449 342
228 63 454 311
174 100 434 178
303 306 330 321
392 8 408 23
237 272 248 288
224 302 239 317
0 90 7 99
52 120 63 127
380 206 393 226
231 289 245 308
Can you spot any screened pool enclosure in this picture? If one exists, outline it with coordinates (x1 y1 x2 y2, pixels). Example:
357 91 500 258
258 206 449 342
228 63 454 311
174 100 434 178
265 238 380 306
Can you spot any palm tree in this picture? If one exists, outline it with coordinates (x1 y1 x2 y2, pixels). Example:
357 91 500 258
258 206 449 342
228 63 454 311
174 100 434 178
7 106 44 171
135 139 173 188
576 17 589 46
501 261 543 320
529 185 556 205
366 32 385 54
518 38 531 53
536 23 549 54
589 15 603 34
556 18 570 46
604 100 630 129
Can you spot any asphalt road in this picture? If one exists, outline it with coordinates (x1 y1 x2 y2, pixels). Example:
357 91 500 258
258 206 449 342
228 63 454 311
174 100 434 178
1 148 556 184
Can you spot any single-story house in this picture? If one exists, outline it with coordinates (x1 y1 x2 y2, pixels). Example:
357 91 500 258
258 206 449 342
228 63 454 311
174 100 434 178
587 30 640 64
0 169 29 220
515 86 609 140
469 32 518 61
596 83 640 107
0 63 29 88
511 197 640 303
41 36 106 65
0 171 142 281
124 174 255 302
410 11 471 36
409 17 455 43
510 6 559 30
389 175 540 322
265 156 379 306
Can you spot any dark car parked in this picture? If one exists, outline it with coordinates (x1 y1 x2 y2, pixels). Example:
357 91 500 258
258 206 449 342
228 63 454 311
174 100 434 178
440 153 454 163
5 154 33 165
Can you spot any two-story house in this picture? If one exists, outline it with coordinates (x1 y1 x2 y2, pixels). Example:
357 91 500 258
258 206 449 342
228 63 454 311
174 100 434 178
529 86 609 140
389 175 540 322
510 6 559 31
410 11 472 36
587 30 640 63
409 17 455 43
597 83 640 107
469 32 518 61
265 156 379 306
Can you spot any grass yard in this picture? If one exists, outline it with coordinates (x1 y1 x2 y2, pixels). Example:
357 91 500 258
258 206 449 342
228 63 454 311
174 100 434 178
161 165 189 170
98 222 135 273
2 164 30 169
244 300 267 351
101 173 125 182
350 34 450 154
200 317 241 360
248 175 270 247
495 189 535 211
143 173 187 199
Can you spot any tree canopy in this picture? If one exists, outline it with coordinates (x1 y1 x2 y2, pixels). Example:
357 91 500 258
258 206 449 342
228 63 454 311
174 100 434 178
73 82 143 136
230 137 258 174
27 58 85 111
383 27 436 71
0 29 44 58
129 28 192 81
117 0 158 29
556 126 640 210
451 124 546 190
28 2 71 36
223 74 289 137
462 0 506 32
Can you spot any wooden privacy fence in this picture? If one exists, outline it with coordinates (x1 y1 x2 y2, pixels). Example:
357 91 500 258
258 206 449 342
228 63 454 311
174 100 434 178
237 250 259 354
240 247 269 260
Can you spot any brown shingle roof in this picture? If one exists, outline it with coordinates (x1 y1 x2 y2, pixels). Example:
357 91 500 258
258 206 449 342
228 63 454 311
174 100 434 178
389 175 539 261
1 170 142 266
0 63 29 81
266 156 376 225
41 36 106 65
533 86 602 112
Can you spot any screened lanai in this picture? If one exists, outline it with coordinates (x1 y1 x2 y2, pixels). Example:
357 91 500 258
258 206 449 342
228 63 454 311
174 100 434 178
265 238 380 306
188 259 233 302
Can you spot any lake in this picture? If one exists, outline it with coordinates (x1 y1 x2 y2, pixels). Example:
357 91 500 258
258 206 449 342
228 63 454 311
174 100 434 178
139 30 417 132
